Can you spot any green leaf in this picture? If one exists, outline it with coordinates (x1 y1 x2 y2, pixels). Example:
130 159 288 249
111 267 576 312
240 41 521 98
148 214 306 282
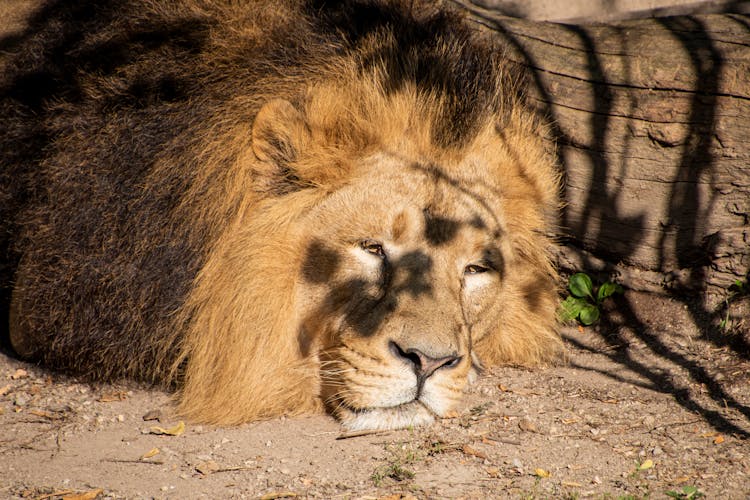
666 485 703 499
685 485 703 498
729 279 746 294
597 281 621 302
569 273 594 299
578 304 600 325
559 296 587 322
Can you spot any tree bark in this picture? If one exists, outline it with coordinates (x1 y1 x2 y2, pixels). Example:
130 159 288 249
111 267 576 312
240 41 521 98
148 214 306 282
458 2 750 295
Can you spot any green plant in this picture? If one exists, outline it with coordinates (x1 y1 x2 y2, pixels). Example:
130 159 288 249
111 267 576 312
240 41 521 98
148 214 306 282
559 272 623 326
719 277 748 331
371 442 420 486
371 461 415 486
665 485 704 499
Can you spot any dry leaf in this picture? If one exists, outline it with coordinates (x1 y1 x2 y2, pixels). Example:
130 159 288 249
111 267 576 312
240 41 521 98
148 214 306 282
562 481 582 487
29 409 59 420
259 492 297 500
561 418 578 425
150 420 185 436
61 488 104 500
195 460 221 475
11 369 28 380
535 468 551 478
34 490 74 500
486 467 501 478
461 444 488 460
714 435 725 444
141 447 160 459
98 391 127 402
0 384 12 396
498 384 510 392
639 459 654 470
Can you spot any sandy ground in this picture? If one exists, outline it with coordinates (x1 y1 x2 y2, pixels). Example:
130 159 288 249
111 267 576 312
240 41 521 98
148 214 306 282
2 291 749 499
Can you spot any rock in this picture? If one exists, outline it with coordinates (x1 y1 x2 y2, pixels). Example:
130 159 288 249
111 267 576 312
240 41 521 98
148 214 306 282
518 417 540 433
13 393 30 407
142 409 163 422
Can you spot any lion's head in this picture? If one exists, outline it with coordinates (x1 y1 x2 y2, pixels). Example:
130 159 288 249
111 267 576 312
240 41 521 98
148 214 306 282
176 72 561 429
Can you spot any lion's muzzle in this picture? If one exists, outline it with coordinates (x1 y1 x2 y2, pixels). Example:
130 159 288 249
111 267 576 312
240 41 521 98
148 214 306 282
387 340 462 392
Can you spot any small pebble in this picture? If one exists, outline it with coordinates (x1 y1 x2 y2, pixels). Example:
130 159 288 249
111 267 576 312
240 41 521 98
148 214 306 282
142 409 163 422
13 393 30 407
518 417 539 433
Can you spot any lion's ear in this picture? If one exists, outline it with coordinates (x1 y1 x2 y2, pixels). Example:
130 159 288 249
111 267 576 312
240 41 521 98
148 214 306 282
251 97 351 192
252 99 310 166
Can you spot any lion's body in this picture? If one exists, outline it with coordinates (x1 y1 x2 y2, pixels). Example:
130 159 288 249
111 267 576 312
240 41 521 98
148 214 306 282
1 0 561 429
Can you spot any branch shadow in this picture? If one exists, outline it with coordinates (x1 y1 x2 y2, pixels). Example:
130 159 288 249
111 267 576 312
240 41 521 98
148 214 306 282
457 1 750 436
569 292 750 438
655 15 750 358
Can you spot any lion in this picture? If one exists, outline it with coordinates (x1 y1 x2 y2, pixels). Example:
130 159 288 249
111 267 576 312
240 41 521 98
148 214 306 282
0 0 561 430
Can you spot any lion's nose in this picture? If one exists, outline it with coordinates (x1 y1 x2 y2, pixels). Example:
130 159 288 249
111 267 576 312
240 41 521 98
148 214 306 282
389 341 462 380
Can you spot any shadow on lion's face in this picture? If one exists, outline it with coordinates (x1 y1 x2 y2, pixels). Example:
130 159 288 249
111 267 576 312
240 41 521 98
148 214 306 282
173 93 562 431
294 155 511 431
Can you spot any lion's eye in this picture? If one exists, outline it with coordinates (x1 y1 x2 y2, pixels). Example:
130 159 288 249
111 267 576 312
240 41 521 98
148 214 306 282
360 240 386 258
464 264 489 275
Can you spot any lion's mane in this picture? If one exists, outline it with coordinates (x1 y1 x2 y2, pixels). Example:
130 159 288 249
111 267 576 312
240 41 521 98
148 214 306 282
0 0 561 424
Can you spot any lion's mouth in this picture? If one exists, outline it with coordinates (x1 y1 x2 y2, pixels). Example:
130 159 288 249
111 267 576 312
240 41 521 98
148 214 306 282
336 398 441 431
327 352 477 431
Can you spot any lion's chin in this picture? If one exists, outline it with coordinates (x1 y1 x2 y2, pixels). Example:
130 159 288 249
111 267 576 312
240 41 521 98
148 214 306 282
337 400 439 431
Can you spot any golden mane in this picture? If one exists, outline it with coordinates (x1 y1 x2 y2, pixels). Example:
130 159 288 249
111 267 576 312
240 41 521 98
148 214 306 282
2 0 561 427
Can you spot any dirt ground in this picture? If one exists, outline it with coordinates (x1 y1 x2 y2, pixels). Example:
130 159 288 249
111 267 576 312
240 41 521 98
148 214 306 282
2 290 749 499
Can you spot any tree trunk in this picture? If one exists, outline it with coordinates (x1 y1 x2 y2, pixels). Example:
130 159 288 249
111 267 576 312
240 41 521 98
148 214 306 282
458 2 750 295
